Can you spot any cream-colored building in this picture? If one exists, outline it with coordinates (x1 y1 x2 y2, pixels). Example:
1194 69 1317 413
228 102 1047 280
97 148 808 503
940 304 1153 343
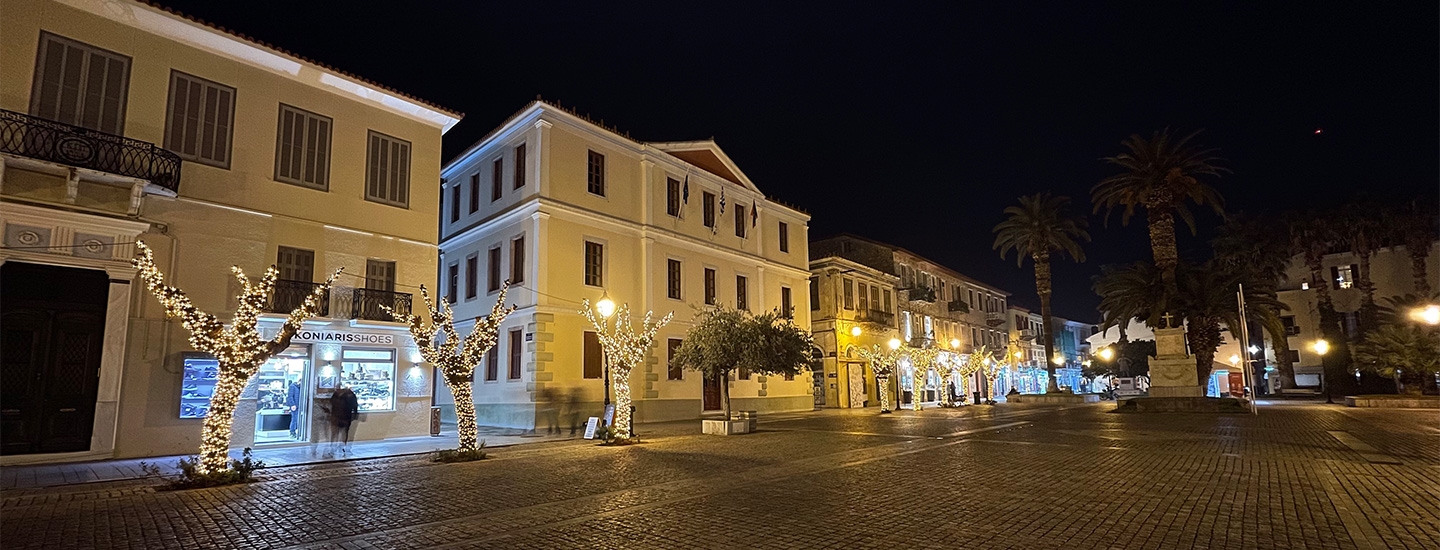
808 254 900 409
438 101 814 429
1 0 459 463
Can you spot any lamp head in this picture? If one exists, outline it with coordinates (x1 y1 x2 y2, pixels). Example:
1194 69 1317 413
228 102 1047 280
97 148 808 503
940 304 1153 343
596 294 616 319
888 338 901 350
1410 304 1440 326
850 326 863 337
949 338 960 349
1098 347 1115 361
1313 339 1330 355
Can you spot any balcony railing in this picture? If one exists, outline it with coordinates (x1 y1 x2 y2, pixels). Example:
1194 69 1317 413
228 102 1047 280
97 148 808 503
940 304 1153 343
947 300 969 313
904 286 937 303
1019 329 1038 341
0 109 181 193
985 311 1005 327
349 287 413 322
266 279 329 317
856 309 895 326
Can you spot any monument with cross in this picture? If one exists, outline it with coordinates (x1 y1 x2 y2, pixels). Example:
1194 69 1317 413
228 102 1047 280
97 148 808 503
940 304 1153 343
1147 311 1205 397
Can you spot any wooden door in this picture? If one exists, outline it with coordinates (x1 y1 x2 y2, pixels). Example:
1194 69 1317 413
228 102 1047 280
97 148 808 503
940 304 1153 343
702 374 722 411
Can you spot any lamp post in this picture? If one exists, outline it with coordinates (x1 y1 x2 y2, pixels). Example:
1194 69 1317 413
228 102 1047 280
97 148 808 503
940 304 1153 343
596 292 616 427
1313 339 1332 404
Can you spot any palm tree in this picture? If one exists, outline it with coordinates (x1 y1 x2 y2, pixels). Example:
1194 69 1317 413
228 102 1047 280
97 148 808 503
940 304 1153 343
1394 199 1437 295
1093 129 1228 294
1335 200 1384 332
1094 261 1170 331
1212 214 1295 389
993 193 1090 392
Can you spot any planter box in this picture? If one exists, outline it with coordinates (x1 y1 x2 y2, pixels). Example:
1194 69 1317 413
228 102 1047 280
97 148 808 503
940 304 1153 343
702 419 750 435
1345 395 1440 409
1007 393 1101 404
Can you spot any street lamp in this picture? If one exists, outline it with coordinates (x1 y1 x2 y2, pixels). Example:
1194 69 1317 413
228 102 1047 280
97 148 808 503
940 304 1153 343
888 338 901 350
949 338 961 349
596 292 616 319
1410 304 1440 326
1312 339 1330 356
1051 355 1065 365
1313 339 1332 404
1098 347 1115 361
595 292 616 428
851 325 863 337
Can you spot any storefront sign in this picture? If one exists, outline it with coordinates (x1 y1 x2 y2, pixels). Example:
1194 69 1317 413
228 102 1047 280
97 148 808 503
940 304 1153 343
291 330 395 345
583 417 600 440
1228 371 1245 398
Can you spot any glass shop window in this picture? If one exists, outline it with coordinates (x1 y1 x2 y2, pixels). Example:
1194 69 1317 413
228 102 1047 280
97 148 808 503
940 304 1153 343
341 348 396 411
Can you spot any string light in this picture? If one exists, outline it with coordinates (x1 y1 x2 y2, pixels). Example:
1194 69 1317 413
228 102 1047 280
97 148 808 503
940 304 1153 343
856 344 897 413
385 282 516 453
580 300 672 440
133 241 338 475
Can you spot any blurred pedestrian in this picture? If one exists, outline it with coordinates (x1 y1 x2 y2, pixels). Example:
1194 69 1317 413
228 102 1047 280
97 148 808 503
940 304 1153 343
565 386 583 436
329 385 359 456
538 387 560 435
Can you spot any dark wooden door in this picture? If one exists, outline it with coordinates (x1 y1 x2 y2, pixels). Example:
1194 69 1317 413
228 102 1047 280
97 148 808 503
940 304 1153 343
1 263 107 455
702 374 722 411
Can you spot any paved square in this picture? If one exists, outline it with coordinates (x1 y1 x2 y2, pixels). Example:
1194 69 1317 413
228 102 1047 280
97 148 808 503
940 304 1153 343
2 402 1436 549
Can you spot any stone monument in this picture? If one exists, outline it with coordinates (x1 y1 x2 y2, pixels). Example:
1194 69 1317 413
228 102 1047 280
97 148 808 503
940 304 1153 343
1147 313 1204 398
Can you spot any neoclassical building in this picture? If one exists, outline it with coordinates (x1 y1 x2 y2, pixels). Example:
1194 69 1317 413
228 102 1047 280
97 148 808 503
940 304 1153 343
438 101 814 428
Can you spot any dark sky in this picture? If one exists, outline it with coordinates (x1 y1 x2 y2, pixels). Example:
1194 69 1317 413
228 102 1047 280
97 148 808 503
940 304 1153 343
162 1 1439 320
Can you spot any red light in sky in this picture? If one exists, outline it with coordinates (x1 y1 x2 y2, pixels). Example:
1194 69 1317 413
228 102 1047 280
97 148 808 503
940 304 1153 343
1314 128 1323 135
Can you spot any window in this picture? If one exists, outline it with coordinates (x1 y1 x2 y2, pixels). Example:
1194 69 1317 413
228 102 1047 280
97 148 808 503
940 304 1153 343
843 278 854 310
452 185 461 222
937 280 946 299
513 143 526 189
858 282 869 311
274 104 331 188
739 364 750 380
781 286 792 318
465 255 478 300
584 241 604 287
508 329 523 380
1286 349 1301 363
667 259 682 300
667 339 683 380
666 177 681 217
165 71 235 168
341 349 395 411
485 347 498 381
366 260 395 292
587 150 605 196
809 276 820 311
488 246 502 292
903 312 912 340
447 263 458 303
779 222 789 253
469 174 480 214
735 205 746 238
1333 264 1357 290
870 286 881 312
276 246 314 282
366 131 411 207
704 268 717 305
883 289 892 313
491 157 504 202
703 192 716 228
511 236 525 285
583 331 601 378
737 275 749 311
31 32 130 134
1282 316 1299 336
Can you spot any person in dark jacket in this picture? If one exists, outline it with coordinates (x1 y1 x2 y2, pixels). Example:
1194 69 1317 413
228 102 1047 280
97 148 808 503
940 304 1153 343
329 386 359 455
285 381 302 438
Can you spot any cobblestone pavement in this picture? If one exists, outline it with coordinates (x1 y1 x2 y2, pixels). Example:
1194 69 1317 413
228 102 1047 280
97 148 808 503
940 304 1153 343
2 402 1436 549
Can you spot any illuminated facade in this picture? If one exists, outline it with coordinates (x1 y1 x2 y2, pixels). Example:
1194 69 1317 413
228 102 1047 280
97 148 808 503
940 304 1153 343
439 101 814 429
0 0 458 463
809 254 900 408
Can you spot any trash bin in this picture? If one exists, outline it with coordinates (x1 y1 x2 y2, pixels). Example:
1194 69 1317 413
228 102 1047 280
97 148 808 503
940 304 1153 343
736 410 758 433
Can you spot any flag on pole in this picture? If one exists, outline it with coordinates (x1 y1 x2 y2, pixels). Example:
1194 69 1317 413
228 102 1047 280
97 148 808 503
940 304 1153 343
719 189 726 214
682 173 689 204
751 200 758 227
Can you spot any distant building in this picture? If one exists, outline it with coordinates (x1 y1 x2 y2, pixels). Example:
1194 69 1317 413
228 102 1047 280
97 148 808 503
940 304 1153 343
438 101 814 429
808 254 900 408
1 0 459 462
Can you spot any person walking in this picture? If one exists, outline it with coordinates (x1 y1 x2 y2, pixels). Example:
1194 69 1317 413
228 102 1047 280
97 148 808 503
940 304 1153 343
328 386 359 456
565 386 583 436
538 387 561 435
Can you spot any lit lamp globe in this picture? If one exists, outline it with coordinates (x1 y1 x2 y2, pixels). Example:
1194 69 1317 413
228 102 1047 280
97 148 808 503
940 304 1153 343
596 295 616 319
1051 355 1065 366
851 326 863 337
888 338 901 350
1098 347 1115 361
1229 354 1241 365
949 338 961 349
1312 339 1330 356
1014 351 1024 359
1411 304 1440 326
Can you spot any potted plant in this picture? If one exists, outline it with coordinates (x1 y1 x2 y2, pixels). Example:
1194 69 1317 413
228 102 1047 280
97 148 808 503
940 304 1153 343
672 306 816 435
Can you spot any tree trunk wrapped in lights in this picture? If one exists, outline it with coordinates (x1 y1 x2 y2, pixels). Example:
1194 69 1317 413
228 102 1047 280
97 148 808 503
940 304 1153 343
899 346 940 411
133 241 338 475
580 300 672 440
856 345 899 413
387 283 515 454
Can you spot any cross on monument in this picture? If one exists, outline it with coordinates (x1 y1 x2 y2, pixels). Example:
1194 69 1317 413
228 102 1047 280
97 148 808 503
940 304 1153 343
1160 312 1175 329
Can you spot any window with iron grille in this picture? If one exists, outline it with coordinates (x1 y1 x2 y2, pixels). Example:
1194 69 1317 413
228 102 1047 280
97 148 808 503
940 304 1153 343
779 222 789 252
508 329 523 380
704 268 717 305
488 246 502 292
514 143 526 189
511 236 525 285
587 150 605 196
276 246 314 282
31 32 130 134
366 131 411 207
667 259 682 300
165 71 235 168
584 241 604 287
491 157 503 202
666 178 681 216
737 275 748 310
274 104 331 189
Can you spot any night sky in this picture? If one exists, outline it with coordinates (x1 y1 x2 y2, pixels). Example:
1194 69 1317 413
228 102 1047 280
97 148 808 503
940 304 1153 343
160 1 1438 320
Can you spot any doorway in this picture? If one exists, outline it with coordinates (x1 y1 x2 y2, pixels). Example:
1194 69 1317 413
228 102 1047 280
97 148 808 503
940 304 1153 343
702 374 722 411
253 345 311 444
1 262 108 455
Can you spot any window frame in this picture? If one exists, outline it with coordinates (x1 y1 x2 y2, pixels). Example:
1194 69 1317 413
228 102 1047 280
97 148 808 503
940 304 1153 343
583 240 605 287
508 328 523 380
164 70 236 169
446 263 459 304
781 286 792 318
778 222 789 253
511 235 526 285
587 150 606 196
667 258 683 300
491 156 504 203
452 184 461 222
736 274 748 311
365 130 412 208
488 246 502 293
273 103 332 190
702 191 716 228
465 254 478 300
734 204 746 238
667 338 683 380
30 32 131 135
704 267 717 306
469 173 480 214
666 177 681 217
514 143 527 189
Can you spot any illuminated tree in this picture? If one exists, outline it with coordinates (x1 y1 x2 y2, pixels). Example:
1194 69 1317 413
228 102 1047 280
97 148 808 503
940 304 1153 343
133 241 338 475
580 300 672 440
856 344 898 413
900 346 940 411
388 283 515 453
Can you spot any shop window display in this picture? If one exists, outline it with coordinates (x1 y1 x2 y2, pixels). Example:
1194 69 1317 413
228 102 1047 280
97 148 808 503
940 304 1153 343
255 345 310 444
341 348 395 411
180 353 219 419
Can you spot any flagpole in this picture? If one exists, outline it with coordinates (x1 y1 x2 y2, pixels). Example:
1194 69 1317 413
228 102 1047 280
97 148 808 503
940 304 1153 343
1236 283 1257 415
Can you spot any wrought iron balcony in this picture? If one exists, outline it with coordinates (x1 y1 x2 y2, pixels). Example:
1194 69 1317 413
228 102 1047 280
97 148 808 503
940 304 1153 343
985 311 1006 327
1019 329 1038 341
904 286 937 303
856 309 895 326
266 279 330 317
349 287 412 322
947 299 969 313
0 109 181 193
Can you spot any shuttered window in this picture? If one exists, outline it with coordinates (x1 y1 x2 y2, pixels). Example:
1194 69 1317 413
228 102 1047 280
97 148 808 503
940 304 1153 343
781 286 792 318
583 331 601 379
511 236 526 285
779 222 790 252
165 71 235 168
274 104 331 188
366 131 411 207
485 348 498 381
735 205 746 238
30 32 130 134
465 255 478 299
469 174 480 214
491 157 504 202
446 263 458 304
276 246 314 282
667 259 682 300
666 178 681 216
513 143 527 189
584 241 604 287
737 275 748 311
508 329 523 380
587 150 605 196
704 268 717 305
488 246 502 292
365 260 396 292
